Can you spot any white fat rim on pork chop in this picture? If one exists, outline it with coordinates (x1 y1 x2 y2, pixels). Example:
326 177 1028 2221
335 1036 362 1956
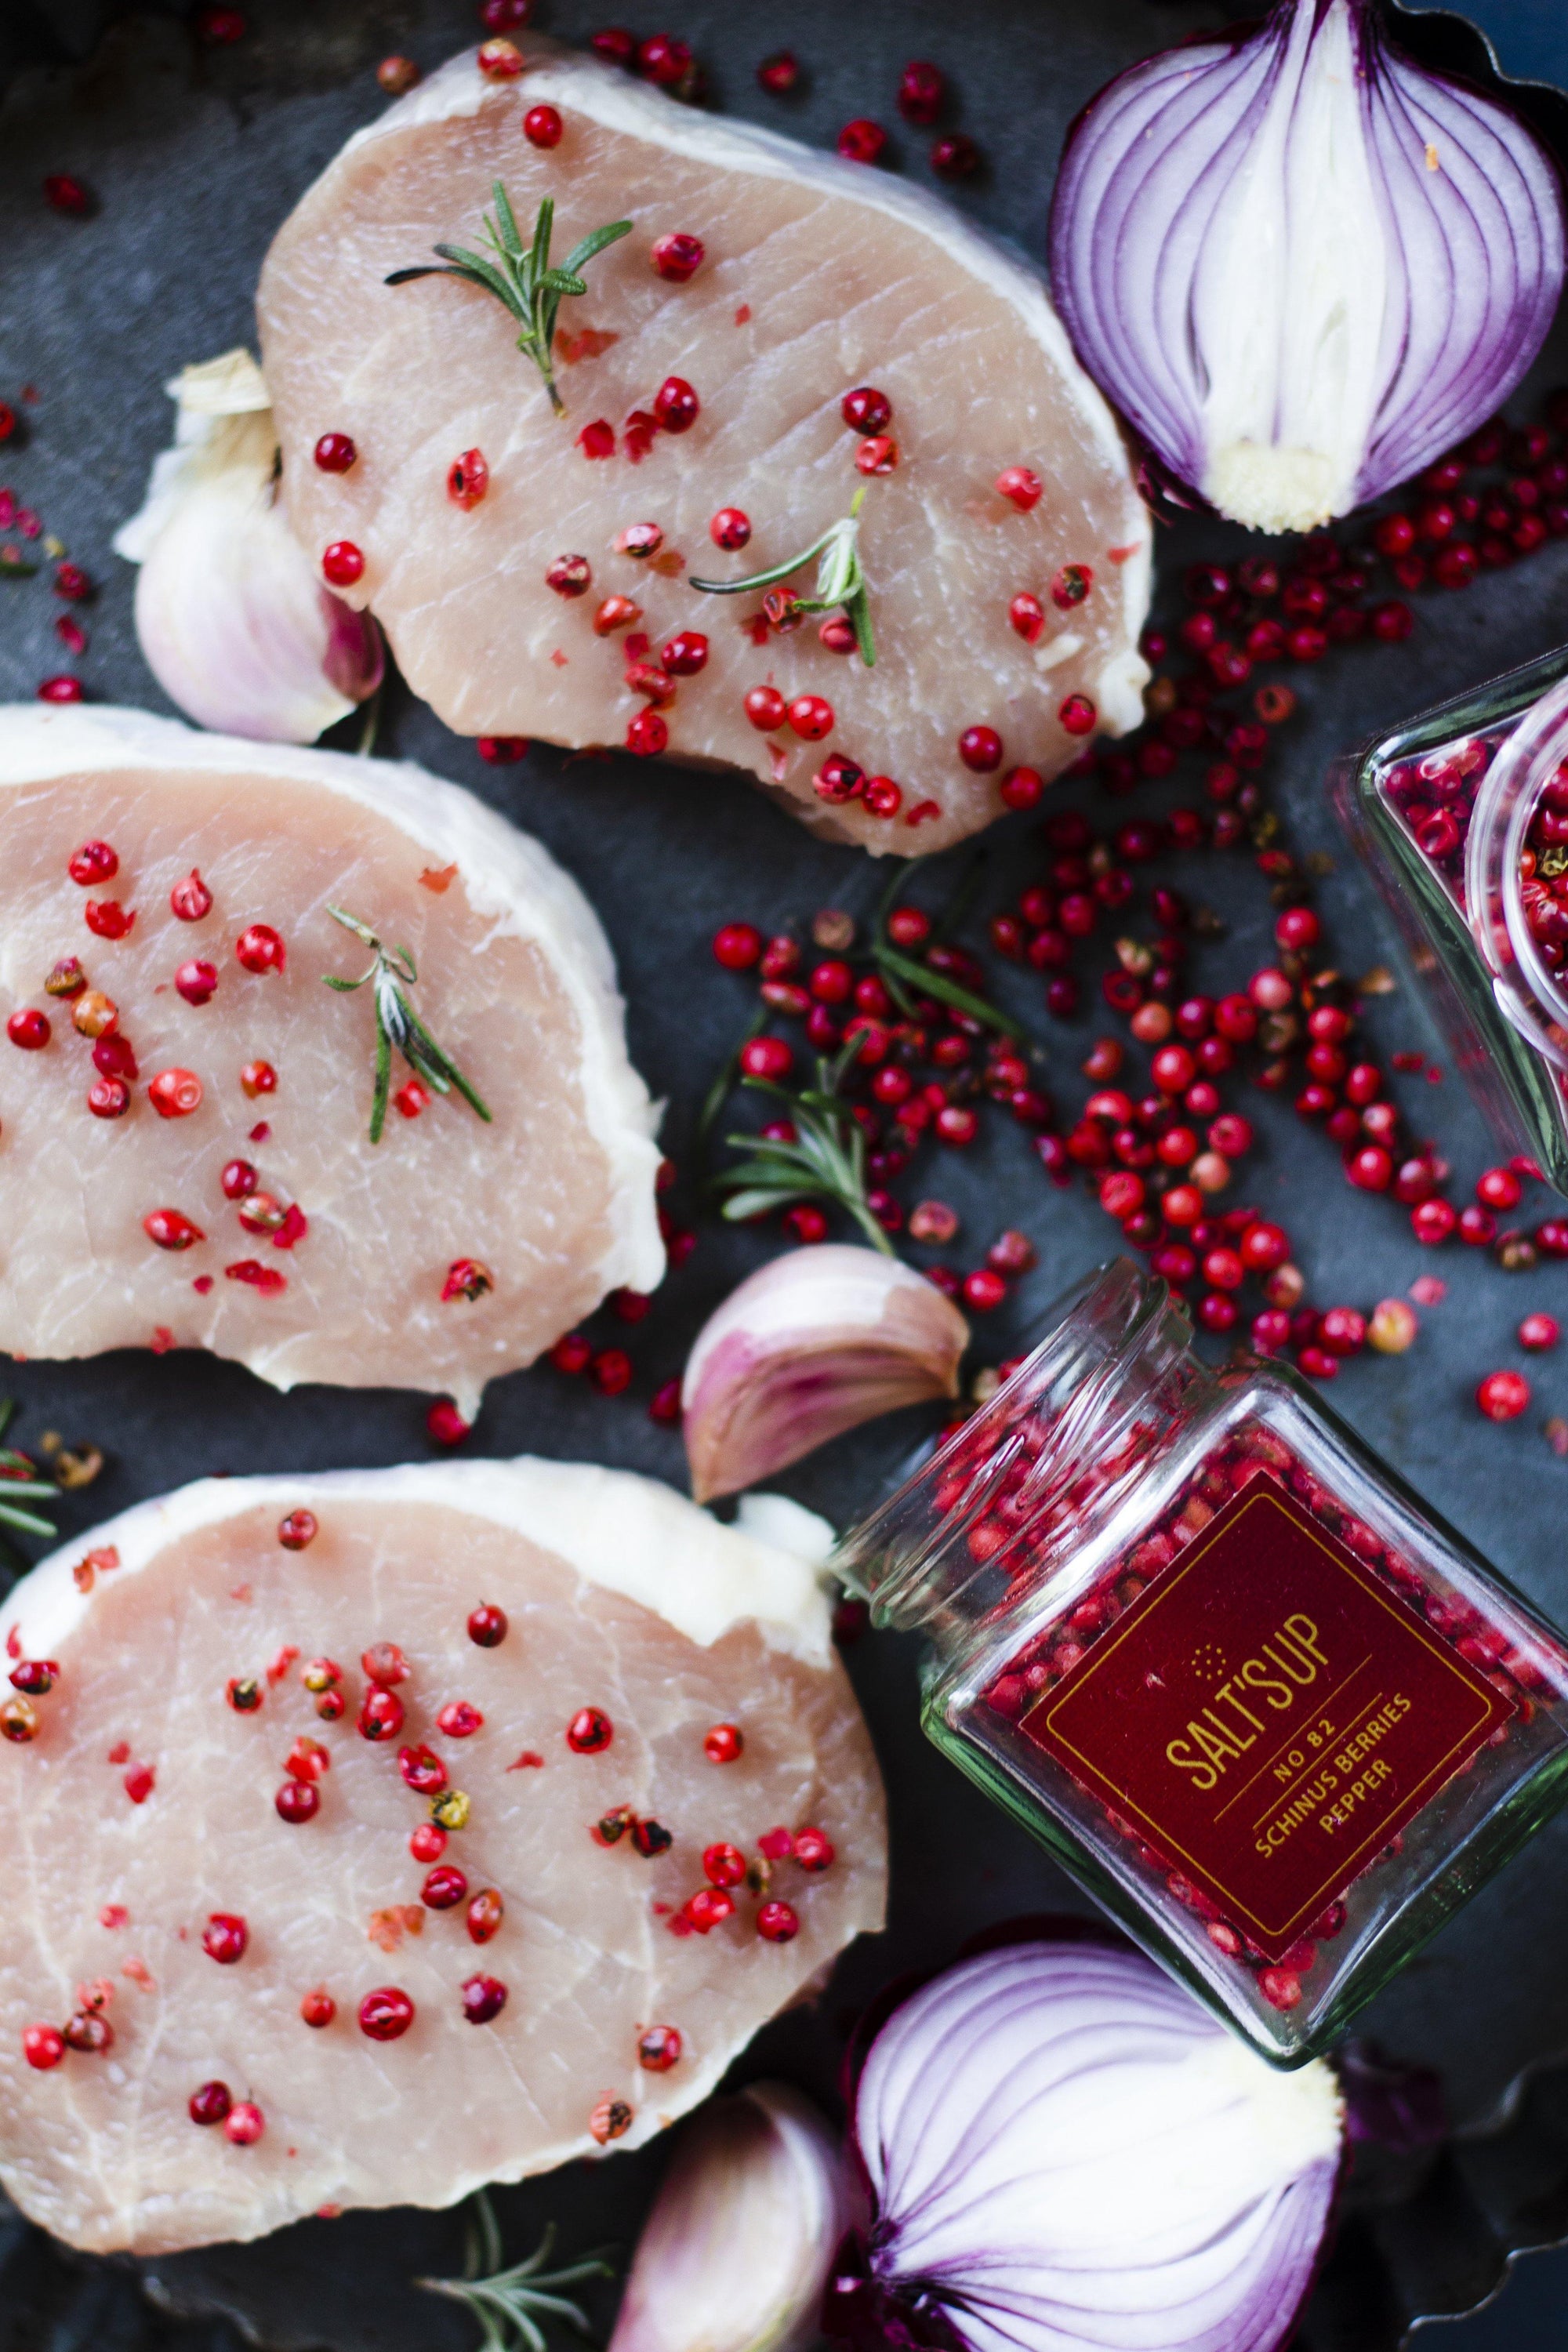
0 703 665 1316
2 1457 838 1669
335 45 1152 735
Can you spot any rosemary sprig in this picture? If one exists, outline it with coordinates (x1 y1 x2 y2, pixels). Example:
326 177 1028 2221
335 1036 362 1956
323 906 493 1145
418 2195 612 2352
0 1401 58 1578
711 1037 895 1254
689 485 876 664
387 183 631 416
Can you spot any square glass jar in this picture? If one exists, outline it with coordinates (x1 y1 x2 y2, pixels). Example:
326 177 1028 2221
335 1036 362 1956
1331 640 1568 1193
833 1259 1568 2063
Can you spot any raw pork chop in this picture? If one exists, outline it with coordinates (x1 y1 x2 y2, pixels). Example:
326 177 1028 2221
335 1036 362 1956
256 42 1151 855
0 1460 885 2254
0 705 662 1410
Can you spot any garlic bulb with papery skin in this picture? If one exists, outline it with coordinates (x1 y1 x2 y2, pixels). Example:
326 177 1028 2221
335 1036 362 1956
114 350 382 741
608 2083 851 2352
682 1246 969 1505
1048 0 1564 533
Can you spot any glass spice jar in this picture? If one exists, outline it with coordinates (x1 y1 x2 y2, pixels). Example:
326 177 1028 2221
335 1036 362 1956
1332 641 1568 1194
833 1258 1568 2063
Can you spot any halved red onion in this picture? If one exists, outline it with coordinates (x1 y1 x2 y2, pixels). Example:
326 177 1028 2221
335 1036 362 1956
829 1936 1344 2352
1047 0 1565 533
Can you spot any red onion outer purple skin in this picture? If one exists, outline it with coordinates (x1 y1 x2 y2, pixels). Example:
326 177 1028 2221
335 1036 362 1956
1046 0 1565 532
834 1938 1344 2352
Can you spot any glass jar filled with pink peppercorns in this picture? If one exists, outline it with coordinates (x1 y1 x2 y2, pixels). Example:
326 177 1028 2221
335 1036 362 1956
1334 644 1568 1193
833 1258 1568 2063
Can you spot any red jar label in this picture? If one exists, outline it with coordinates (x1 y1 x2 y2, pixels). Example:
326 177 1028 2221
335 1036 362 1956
1018 1475 1514 1958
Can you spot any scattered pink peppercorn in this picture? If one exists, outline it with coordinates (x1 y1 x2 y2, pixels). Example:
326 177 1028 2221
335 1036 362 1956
422 1865 469 1911
463 1973 508 2024
841 386 891 434
626 710 668 756
175 958 218 1006
637 32 691 86
756 1900 800 1943
931 132 979 179
6 1009 49 1051
567 1706 613 1754
466 1888 505 1944
1519 1312 1560 1351
468 1602 508 1647
740 1035 793 1080
524 103 562 147
1274 905 1320 953
713 921 763 969
684 1886 735 1933
88 1076 129 1119
300 1988 336 2027
171 869 212 920
652 232 704 281
477 36 524 76
1477 1370 1530 1421
1477 1165 1523 1210
235 924 286 975
148 1068 202 1120
437 1700 484 1737
546 553 592 598
189 2080 232 2125
1368 1299 1419 1354
898 59 944 125
590 27 636 66
38 676 84 703
661 629 709 676
757 51 798 94
995 466 1043 512
314 432 357 473
448 447 489 507
703 1722 743 1763
1058 694 1097 737
427 1398 470 1446
856 434 898 475
703 1842 747 1888
481 0 532 26
958 725 1003 772
710 506 751 549
1009 592 1045 643
639 2024 681 2071
201 1913 249 1965
43 174 92 216
590 1346 633 1393
964 1268 1007 1312
793 1827 835 1871
85 898 134 940
23 2025 64 2071
275 1778 320 1823
358 1687 405 1743
321 540 365 586
143 1208 205 1252
653 376 699 432
358 1987 414 2042
838 118 887 165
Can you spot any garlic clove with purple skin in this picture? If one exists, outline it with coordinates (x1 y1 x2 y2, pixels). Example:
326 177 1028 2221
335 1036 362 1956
608 2083 852 2352
114 350 383 742
682 1244 968 1505
1049 0 1565 533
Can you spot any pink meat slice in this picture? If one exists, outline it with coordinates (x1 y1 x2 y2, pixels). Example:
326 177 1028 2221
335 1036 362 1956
0 1459 885 2254
256 42 1151 855
0 705 662 1410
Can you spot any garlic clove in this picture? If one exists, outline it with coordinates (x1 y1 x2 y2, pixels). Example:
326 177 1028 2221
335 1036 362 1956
682 1245 968 1505
115 349 382 742
608 2083 851 2352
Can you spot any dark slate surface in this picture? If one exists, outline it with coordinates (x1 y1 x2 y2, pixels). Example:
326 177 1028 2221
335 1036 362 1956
5 2 1568 2346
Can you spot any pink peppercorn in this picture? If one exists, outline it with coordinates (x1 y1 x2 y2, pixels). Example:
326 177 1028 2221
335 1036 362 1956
1477 1370 1530 1421
524 104 562 147
1519 1313 1560 1351
838 118 887 165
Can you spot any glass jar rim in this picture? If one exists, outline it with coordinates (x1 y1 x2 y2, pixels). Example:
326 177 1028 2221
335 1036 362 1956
1465 666 1568 1072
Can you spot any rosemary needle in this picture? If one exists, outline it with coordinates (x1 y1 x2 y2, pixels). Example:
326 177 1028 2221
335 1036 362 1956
323 906 492 1145
418 2194 612 2352
387 182 631 417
